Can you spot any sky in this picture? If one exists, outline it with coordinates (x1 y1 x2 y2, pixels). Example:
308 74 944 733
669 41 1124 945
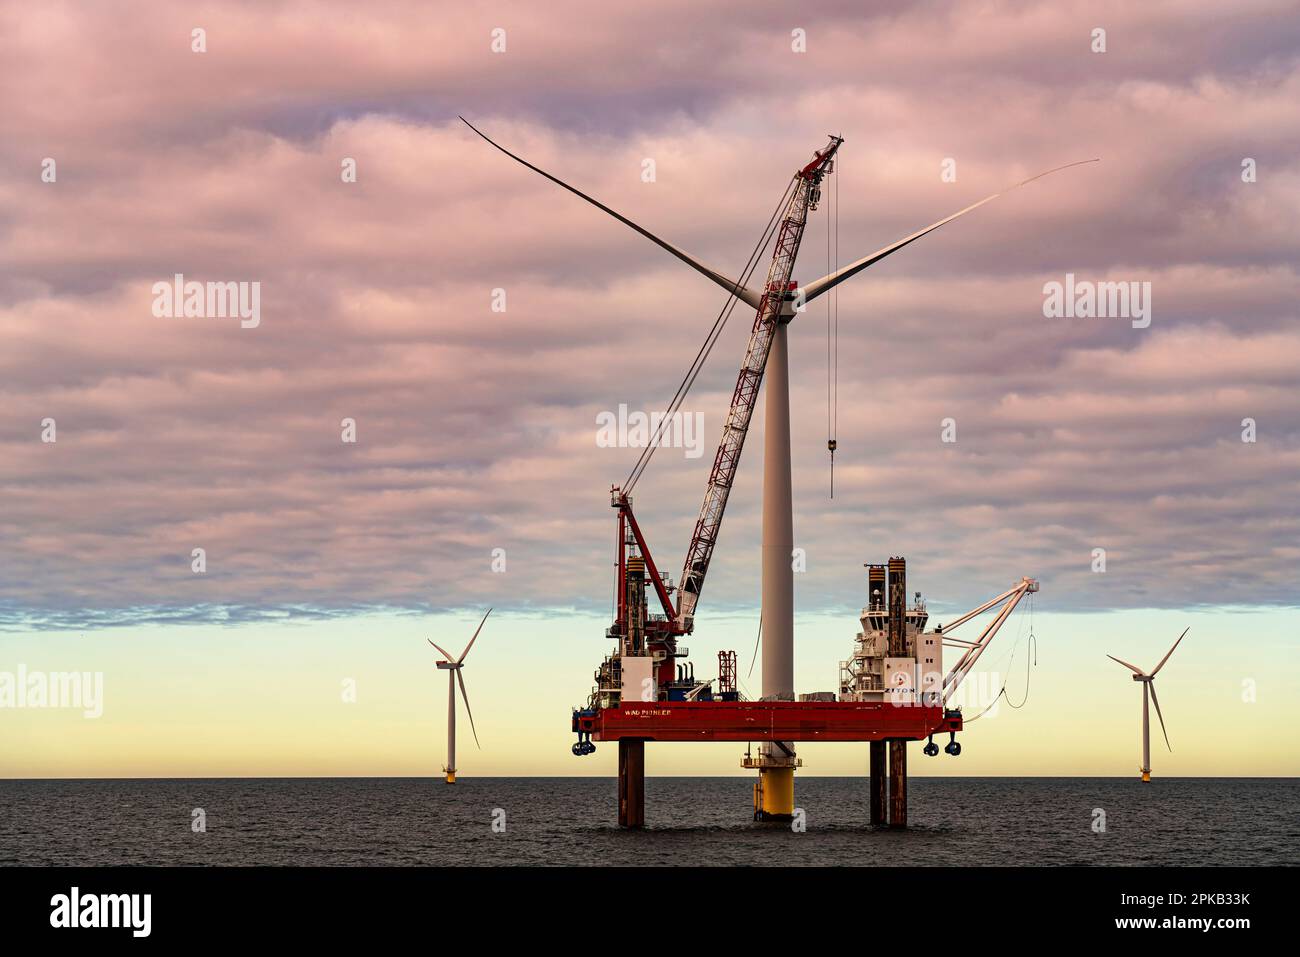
1 1 1297 778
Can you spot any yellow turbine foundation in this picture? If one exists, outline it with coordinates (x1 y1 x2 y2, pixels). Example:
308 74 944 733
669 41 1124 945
754 767 795 821
446 770 456 784
1141 770 1151 782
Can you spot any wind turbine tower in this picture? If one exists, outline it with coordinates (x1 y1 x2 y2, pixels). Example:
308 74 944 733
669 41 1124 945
428 608 490 783
1108 628 1187 782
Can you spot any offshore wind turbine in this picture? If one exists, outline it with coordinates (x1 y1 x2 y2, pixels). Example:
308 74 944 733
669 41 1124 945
428 608 490 784
1108 628 1187 782
464 115 1095 815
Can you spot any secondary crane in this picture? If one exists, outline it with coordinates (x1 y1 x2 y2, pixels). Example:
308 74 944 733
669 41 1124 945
939 575 1040 706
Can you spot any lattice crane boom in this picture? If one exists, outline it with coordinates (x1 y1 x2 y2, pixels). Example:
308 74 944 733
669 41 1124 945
940 576 1039 704
675 136 843 632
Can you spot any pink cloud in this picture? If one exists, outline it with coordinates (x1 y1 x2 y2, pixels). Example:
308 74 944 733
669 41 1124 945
1 1 1297 625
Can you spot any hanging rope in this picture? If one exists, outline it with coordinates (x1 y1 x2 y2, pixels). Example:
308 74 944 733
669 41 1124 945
1004 629 1037 709
962 595 1037 722
834 154 839 450
1006 592 1037 708
826 148 840 498
747 612 762 678
826 168 832 494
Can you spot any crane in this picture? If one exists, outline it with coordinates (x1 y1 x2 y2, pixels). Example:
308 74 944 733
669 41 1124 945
938 576 1040 706
462 117 1093 648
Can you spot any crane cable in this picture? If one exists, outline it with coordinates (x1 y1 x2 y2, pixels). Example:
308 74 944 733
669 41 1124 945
1005 593 1037 709
826 150 840 498
747 612 762 678
963 594 1037 722
623 176 798 494
623 176 795 492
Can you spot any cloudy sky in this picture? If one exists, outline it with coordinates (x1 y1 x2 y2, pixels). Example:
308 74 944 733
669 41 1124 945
1 1 1297 777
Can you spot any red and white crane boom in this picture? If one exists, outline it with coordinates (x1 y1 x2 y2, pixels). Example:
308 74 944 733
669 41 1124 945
675 136 843 632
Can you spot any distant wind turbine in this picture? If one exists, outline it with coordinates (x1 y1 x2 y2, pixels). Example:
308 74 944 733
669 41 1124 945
428 608 490 784
1107 628 1187 782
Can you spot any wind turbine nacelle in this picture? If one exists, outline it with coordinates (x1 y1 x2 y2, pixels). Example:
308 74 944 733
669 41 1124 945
766 280 804 320
436 661 456 670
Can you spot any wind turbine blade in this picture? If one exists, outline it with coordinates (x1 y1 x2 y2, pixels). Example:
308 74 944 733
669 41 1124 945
461 117 762 308
1150 627 1189 677
456 670 480 749
427 638 456 662
458 607 492 664
1148 680 1172 751
1106 654 1146 676
801 158 1100 303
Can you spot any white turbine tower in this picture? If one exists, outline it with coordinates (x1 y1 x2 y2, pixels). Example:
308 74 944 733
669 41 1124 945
428 608 490 784
1108 628 1187 782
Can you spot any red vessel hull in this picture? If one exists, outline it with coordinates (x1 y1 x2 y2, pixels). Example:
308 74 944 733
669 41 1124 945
577 700 962 743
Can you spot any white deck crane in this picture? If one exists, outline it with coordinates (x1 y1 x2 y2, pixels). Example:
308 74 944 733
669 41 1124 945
938 576 1039 706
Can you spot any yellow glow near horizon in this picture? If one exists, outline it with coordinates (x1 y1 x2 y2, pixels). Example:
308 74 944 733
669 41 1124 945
1 607 1296 779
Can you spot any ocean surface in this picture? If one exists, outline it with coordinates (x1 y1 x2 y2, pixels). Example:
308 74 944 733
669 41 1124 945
0 777 1294 866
